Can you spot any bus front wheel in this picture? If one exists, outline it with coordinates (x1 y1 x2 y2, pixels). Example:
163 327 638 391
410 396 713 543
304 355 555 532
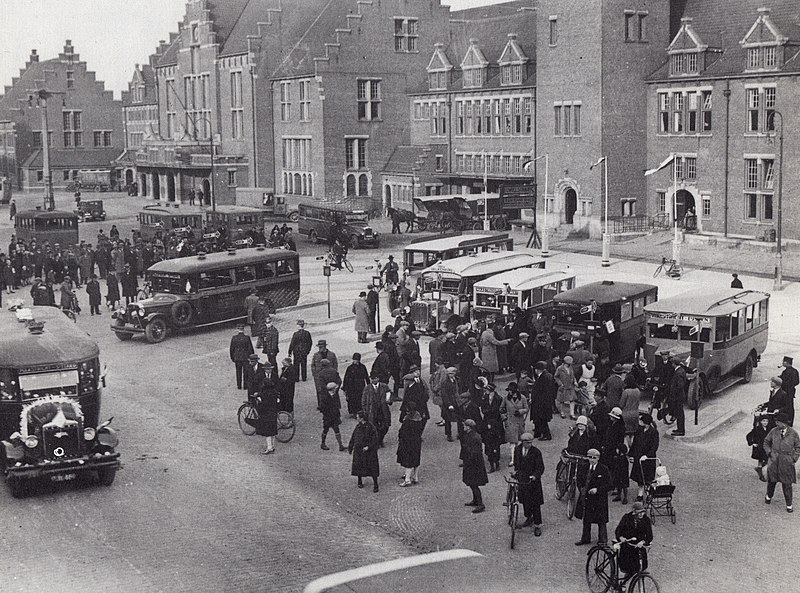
145 318 168 343
741 354 754 384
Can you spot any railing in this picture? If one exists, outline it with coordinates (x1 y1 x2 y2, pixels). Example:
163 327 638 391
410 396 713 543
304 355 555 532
607 214 671 234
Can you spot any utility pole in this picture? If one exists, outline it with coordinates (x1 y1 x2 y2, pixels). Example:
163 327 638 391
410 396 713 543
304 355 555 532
770 111 784 291
28 89 62 211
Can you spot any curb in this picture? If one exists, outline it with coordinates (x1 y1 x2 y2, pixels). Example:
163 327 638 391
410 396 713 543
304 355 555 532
279 300 327 313
666 408 746 443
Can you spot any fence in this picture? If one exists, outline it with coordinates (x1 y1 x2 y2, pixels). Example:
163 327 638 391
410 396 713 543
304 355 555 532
607 213 671 234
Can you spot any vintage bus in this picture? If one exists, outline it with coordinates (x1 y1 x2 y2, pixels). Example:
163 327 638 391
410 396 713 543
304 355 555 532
0 306 120 497
412 251 546 332
137 203 204 241
15 209 79 246
111 246 300 343
541 281 659 362
298 202 379 248
473 267 577 320
644 288 769 395
204 205 268 247
403 233 514 283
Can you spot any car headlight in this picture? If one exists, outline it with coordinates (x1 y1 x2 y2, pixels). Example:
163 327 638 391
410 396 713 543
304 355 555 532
137 307 146 317
117 308 126 316
83 427 96 441
24 435 38 448
97 427 119 449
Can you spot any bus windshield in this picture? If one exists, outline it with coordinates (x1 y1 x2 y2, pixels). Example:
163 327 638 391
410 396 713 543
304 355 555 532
345 211 368 224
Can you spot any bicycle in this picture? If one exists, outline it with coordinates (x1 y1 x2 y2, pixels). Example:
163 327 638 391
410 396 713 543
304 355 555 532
237 398 296 443
504 474 529 549
317 250 353 273
136 281 153 301
643 381 675 426
586 541 660 593
652 257 682 279
554 450 590 519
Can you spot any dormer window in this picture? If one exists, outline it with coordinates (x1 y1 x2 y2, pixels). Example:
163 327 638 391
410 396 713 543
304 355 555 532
671 52 698 75
667 17 709 77
741 8 786 72
426 43 452 91
498 34 528 87
460 39 488 90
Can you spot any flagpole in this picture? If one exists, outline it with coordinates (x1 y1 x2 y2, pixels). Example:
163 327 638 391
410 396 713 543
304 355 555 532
601 156 610 267
672 152 681 266
542 153 549 257
483 150 490 231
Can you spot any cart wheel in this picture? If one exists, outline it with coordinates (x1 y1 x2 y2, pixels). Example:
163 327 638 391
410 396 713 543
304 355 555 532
472 221 483 230
416 220 428 231
288 211 299 223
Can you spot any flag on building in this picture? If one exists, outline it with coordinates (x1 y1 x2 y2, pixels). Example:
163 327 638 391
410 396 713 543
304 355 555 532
522 158 534 172
589 156 606 170
644 154 675 176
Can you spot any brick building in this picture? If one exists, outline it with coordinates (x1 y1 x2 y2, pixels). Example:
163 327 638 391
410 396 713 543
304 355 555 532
394 1 536 217
0 41 124 191
0 121 17 194
535 0 672 238
644 0 800 241
270 0 451 213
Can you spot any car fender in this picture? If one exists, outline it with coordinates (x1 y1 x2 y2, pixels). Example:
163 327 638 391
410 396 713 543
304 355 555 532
144 312 168 326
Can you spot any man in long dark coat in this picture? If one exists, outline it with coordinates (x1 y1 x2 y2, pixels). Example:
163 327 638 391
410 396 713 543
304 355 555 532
229 324 255 389
245 354 265 398
530 361 556 440
513 433 545 534
780 356 799 426
288 319 312 382
371 342 392 384
510 332 530 379
461 419 488 513
279 357 298 413
576 448 612 545
362 374 392 447
366 285 379 334
667 357 687 436
343 353 370 417
315 358 341 411
439 367 460 442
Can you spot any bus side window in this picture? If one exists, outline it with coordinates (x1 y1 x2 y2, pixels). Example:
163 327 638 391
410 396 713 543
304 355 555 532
256 262 276 279
745 305 755 331
715 317 730 342
732 309 742 337
632 297 645 318
760 300 769 325
542 283 557 303
645 292 657 305
277 259 295 276
620 301 633 323
235 266 256 283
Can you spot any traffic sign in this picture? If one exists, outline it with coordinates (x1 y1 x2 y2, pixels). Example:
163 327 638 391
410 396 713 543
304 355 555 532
580 305 592 314
688 322 701 336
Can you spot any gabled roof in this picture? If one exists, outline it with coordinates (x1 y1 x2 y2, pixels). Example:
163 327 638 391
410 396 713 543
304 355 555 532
740 9 789 46
498 34 528 65
461 40 489 69
427 44 453 72
648 0 800 81
667 18 709 52
382 144 448 175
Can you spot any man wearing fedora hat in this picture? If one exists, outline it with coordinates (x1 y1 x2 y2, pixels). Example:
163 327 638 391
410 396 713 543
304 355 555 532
229 324 255 389
780 356 799 426
576 448 612 545
763 412 800 512
245 353 265 399
461 418 488 513
614 501 653 574
312 340 339 405
600 363 626 410
667 356 688 436
288 320 312 382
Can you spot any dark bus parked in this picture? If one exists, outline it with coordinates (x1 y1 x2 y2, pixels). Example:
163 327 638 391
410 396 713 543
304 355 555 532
15 209 79 246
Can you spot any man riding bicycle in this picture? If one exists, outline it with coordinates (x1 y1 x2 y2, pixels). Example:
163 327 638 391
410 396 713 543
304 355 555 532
329 218 349 270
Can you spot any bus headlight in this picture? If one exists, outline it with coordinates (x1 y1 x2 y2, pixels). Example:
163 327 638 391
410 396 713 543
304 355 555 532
24 435 39 448
83 427 96 441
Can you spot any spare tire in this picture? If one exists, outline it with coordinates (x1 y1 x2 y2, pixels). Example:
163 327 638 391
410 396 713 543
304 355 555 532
170 301 195 328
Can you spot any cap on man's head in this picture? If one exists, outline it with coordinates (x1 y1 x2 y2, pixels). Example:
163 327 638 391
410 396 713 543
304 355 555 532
784 356 794 365
282 357 292 366
326 382 339 391
771 376 783 386
574 340 585 347
297 319 305 325
248 354 260 361
359 291 366 297
446 366 458 373
464 419 477 428
612 363 625 374
609 407 623 419
587 448 601 458
534 361 547 371
519 332 530 339
520 432 534 442
352 352 362 360
317 339 327 347
631 501 646 513
563 356 574 365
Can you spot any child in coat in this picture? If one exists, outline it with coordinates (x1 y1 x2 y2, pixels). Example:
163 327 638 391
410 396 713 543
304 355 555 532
746 416 770 482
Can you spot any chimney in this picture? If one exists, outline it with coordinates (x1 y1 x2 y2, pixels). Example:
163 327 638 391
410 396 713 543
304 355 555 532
29 49 39 63
508 33 517 41
757 7 771 15
64 40 74 55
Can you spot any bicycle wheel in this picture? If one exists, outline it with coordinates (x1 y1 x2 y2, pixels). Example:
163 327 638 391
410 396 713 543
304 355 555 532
509 502 519 549
276 411 296 443
555 460 569 500
343 258 354 273
238 402 258 436
652 265 663 278
566 483 578 519
586 546 616 593
628 573 660 593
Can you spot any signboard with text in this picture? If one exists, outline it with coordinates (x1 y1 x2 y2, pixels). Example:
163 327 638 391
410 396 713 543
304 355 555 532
499 184 536 210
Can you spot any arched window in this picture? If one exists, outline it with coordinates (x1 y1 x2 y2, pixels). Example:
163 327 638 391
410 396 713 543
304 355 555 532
302 174 308 196
358 174 369 196
308 175 313 197
346 174 356 196
294 173 302 195
282 172 289 193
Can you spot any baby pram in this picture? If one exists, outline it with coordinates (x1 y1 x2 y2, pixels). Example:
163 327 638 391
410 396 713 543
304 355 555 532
641 457 676 525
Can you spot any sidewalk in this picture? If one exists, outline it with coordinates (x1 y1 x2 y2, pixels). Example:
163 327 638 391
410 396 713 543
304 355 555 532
525 228 799 282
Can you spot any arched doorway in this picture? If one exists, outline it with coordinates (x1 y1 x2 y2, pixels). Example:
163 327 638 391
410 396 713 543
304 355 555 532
564 188 578 224
152 174 161 200
674 189 695 223
202 179 211 205
140 173 147 197
125 169 134 186
384 185 392 209
167 173 176 202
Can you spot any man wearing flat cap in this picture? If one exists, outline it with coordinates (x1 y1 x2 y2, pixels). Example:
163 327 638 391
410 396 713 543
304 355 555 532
511 332 530 380
245 354 265 399
229 324 255 389
780 356 799 425
667 356 688 436
763 412 800 513
513 433 545 534
311 340 338 405
763 377 792 430
576 448 612 545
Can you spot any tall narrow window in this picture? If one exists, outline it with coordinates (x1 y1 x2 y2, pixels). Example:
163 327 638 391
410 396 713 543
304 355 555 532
624 12 635 41
549 17 558 46
687 92 698 133
553 105 561 136
66 70 74 89
394 18 419 53
672 92 684 133
638 13 647 41
280 82 291 122
357 79 381 121
230 71 243 139
563 104 571 136
658 93 669 133
299 80 311 121
573 104 581 135
701 91 712 131
764 87 776 131
747 88 760 132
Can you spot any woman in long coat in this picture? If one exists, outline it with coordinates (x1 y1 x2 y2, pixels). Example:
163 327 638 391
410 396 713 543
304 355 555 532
461 419 488 512
494 321 510 373
619 374 642 444
105 270 120 309
501 383 528 465
763 413 800 511
397 402 425 486
348 412 380 492
352 294 371 343
60 276 77 311
555 356 577 419
628 414 660 499
479 326 510 380
255 378 280 454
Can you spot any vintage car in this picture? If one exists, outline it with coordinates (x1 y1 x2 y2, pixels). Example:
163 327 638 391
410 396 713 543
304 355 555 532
1 396 120 498
76 199 106 222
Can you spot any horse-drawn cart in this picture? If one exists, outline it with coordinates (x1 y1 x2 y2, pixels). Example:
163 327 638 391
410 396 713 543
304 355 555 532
411 195 510 233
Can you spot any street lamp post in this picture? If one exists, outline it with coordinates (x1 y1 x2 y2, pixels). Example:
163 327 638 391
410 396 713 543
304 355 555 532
28 89 63 211
593 156 610 267
191 116 216 212
530 154 549 256
769 110 784 291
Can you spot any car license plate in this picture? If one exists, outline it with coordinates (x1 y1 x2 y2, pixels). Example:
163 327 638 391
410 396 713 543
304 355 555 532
51 473 76 482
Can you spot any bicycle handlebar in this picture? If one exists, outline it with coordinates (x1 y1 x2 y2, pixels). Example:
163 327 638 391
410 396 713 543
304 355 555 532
560 449 591 461
504 474 534 485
